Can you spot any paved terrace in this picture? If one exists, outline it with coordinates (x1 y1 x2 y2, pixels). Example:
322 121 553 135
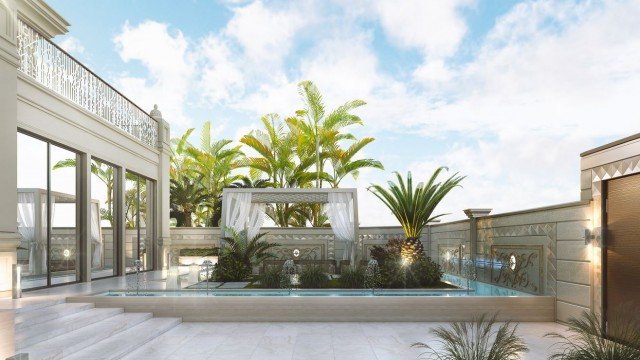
0 271 569 360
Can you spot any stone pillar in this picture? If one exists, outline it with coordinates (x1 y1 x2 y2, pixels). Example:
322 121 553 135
463 208 492 266
151 105 171 270
0 0 21 294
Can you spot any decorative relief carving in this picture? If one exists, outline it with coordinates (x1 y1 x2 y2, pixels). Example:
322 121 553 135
491 245 543 294
438 245 462 275
272 245 324 260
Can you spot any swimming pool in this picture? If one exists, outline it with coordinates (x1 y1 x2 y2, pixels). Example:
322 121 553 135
99 274 531 297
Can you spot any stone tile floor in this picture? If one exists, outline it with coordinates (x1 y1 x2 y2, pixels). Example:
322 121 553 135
1 271 570 360
122 321 567 360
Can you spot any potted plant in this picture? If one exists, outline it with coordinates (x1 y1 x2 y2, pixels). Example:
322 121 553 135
368 168 464 263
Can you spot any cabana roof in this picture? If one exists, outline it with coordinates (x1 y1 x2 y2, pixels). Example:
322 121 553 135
221 188 357 204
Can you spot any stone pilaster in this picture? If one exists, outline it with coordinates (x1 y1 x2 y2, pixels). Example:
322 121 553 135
463 208 492 264
0 0 21 293
151 105 171 269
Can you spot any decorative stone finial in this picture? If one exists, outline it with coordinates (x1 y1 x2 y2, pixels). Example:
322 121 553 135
150 104 162 118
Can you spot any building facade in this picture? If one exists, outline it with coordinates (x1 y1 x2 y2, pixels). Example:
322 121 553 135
0 0 171 294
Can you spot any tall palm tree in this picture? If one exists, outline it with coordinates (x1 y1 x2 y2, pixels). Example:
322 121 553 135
240 114 318 227
290 80 367 189
185 121 244 226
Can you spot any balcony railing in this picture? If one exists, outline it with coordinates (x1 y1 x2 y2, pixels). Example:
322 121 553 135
16 20 158 147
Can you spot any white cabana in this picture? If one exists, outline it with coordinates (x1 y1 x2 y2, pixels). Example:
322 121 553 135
220 188 359 263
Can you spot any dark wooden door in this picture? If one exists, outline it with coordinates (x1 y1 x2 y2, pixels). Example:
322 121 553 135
604 174 640 334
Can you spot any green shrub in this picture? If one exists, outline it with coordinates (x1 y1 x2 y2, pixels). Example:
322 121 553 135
260 266 285 289
179 248 219 256
339 266 365 288
546 309 640 360
412 313 528 360
413 256 442 287
299 265 329 288
214 254 250 282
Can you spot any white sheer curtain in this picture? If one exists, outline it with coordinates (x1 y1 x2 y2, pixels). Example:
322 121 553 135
17 192 36 273
224 192 265 239
325 192 355 263
91 202 103 268
247 203 266 240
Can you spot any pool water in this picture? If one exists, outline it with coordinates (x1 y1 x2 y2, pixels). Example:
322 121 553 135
101 274 532 297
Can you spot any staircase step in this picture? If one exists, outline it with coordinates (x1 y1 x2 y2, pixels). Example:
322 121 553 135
13 298 65 314
17 307 123 349
65 317 182 360
15 302 94 330
21 312 152 360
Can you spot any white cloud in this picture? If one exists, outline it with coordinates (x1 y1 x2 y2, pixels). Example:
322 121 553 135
224 0 307 67
114 21 195 129
58 36 85 55
374 0 473 58
198 36 246 103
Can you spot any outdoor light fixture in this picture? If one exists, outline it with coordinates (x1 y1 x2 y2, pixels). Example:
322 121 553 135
584 229 595 245
12 264 21 299
63 249 70 258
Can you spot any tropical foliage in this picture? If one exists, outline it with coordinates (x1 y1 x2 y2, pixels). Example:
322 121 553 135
170 80 384 227
369 168 464 239
546 309 640 360
412 313 529 360
215 229 279 282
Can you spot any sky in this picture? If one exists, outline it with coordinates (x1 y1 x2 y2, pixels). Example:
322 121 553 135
46 0 640 226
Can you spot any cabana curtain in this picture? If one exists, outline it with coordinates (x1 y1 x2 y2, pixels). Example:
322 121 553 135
325 192 355 263
225 192 265 239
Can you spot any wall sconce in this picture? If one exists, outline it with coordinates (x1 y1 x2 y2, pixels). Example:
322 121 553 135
584 229 595 245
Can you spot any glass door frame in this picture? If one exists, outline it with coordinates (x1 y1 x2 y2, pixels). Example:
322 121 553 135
18 129 82 290
125 170 156 273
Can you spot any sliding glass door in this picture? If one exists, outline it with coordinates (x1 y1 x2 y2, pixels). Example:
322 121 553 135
17 132 80 289
125 171 155 273
91 158 118 279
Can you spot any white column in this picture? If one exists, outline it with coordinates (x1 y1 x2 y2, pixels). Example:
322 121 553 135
151 105 171 269
0 0 21 294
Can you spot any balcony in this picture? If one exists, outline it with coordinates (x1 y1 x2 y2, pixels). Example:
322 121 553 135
16 19 158 148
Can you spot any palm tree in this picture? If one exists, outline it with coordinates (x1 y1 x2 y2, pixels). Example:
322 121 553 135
290 80 367 189
327 136 383 188
185 121 244 226
368 168 464 261
240 114 317 227
169 176 208 228
412 313 529 360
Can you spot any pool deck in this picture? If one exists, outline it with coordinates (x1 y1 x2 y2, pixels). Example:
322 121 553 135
0 271 568 359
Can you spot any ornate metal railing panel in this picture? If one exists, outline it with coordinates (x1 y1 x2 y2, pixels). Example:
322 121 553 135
16 20 158 147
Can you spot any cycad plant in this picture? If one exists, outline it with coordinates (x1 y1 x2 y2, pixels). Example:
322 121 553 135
368 168 464 262
412 313 528 360
546 309 640 360
216 229 279 281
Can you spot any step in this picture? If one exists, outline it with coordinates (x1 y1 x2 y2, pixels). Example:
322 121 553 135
65 317 182 360
16 307 124 349
13 298 65 314
21 312 152 360
15 302 94 330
